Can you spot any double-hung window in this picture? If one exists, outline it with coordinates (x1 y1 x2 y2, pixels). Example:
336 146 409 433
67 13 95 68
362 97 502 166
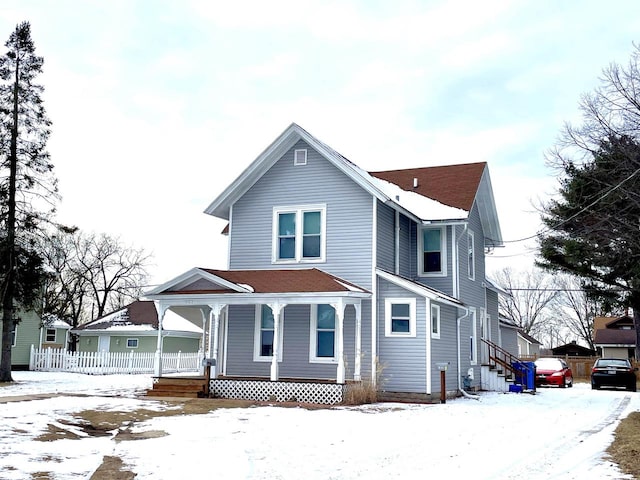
254 305 284 362
420 227 446 276
45 328 56 343
310 304 337 363
385 298 417 337
273 205 326 263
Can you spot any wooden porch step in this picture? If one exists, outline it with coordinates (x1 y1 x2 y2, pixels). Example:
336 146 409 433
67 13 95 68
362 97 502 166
146 376 208 398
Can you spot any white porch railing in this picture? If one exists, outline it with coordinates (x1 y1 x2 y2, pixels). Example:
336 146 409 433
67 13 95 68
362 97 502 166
29 346 203 375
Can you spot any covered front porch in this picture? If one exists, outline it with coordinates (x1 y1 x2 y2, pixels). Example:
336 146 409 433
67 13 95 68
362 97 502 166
145 268 371 404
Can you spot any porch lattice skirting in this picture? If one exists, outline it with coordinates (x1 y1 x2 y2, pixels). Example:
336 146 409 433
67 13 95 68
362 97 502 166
211 379 347 405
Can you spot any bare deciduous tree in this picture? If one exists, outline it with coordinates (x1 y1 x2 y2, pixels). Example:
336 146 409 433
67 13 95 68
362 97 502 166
42 229 152 345
493 267 558 339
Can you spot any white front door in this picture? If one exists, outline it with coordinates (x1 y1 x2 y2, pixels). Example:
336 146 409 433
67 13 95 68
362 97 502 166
98 336 110 352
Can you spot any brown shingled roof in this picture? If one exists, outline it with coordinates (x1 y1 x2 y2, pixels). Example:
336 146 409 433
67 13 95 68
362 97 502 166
594 328 636 345
179 268 368 294
76 300 159 330
369 162 486 211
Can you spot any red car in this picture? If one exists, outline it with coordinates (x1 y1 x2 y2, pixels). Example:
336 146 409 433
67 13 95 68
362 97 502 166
534 358 573 388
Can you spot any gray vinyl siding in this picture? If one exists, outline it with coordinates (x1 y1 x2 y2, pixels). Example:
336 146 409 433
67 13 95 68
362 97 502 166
500 326 519 358
376 202 395 273
457 204 486 310
229 140 374 290
486 289 501 345
376 278 462 394
457 309 479 389
376 203 412 278
398 214 412 276
377 279 427 393
429 304 460 392
224 303 370 381
455 205 487 385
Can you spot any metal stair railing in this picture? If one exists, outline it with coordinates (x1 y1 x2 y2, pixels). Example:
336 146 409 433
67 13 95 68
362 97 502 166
481 338 535 389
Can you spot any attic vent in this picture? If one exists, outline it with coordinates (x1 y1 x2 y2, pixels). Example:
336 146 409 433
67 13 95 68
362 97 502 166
413 177 418 188
294 149 307 166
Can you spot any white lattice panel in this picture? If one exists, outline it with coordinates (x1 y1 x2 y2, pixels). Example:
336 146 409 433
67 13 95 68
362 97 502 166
211 379 345 405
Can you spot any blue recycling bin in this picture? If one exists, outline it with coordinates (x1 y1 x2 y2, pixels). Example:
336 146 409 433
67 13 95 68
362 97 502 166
512 361 536 390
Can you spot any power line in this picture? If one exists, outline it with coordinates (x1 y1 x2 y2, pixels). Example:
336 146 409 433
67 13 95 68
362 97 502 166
487 166 640 245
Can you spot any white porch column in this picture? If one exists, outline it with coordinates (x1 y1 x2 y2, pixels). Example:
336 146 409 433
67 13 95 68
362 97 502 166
268 302 285 381
208 304 225 378
354 302 362 381
198 308 208 375
332 300 346 384
153 303 168 377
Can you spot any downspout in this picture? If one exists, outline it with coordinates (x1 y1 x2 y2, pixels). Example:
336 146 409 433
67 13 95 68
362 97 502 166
394 210 400 275
371 197 378 385
452 223 468 299
457 306 479 400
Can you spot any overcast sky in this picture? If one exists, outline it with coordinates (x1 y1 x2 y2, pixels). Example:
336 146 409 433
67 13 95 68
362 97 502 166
2 1 640 286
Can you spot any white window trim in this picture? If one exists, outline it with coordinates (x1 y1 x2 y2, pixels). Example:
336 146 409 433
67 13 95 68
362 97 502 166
11 325 17 347
45 328 56 343
253 305 284 362
384 298 417 337
467 230 475 281
294 148 307 166
431 304 441 339
272 204 326 264
470 308 478 365
418 226 447 277
126 338 139 348
309 304 338 364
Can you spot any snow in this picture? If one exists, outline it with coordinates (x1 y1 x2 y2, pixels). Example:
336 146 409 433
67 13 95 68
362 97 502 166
0 371 637 479
370 176 469 221
80 309 203 334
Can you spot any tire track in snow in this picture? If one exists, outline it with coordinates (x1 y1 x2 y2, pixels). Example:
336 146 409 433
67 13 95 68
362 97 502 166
489 392 633 480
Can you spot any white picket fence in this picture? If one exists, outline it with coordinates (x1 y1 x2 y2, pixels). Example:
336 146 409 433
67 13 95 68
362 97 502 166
29 346 203 375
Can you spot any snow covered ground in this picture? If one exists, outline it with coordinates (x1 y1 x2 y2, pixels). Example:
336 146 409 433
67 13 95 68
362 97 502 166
0 371 637 479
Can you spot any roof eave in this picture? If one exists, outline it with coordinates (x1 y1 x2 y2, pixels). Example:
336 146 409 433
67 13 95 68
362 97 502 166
203 123 393 221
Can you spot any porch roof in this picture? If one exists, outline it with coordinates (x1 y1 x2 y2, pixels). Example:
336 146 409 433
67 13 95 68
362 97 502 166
145 267 371 306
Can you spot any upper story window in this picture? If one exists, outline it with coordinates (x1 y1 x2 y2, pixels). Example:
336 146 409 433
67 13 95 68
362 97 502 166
310 304 337 363
467 230 475 280
420 226 446 276
273 205 326 263
45 328 56 343
384 298 417 337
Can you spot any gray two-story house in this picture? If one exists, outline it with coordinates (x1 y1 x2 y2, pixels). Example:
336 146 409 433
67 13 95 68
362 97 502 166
146 123 507 404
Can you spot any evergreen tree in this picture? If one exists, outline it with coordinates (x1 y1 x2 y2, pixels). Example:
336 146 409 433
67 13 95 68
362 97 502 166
0 22 58 381
538 135 640 358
